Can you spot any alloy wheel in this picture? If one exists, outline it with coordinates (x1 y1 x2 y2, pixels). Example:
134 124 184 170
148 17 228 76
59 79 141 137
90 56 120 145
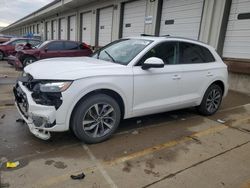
82 103 116 138
206 88 221 113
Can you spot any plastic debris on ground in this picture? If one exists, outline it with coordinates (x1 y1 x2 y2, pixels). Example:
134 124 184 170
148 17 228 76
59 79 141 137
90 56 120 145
70 172 85 180
6 161 20 168
16 118 25 123
132 130 139 135
136 120 142 124
217 119 226 124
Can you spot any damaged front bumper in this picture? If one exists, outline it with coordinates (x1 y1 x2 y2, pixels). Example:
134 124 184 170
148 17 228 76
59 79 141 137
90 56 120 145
13 81 60 140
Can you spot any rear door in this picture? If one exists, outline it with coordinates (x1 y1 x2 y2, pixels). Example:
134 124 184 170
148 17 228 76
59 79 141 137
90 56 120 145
177 42 217 103
40 41 64 59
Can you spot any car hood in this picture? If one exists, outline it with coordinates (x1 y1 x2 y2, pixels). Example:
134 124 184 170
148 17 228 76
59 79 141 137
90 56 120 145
24 57 127 80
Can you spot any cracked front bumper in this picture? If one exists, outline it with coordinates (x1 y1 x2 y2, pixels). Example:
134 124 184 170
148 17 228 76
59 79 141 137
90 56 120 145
14 81 64 140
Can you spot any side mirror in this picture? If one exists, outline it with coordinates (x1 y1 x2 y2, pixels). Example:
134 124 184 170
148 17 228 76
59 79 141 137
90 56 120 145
44 47 48 52
142 57 164 70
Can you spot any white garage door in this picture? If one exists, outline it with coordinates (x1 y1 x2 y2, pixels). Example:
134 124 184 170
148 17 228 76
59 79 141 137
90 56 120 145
223 0 250 59
46 21 51 40
122 0 147 37
52 20 58 40
98 7 114 46
59 18 67 40
69 15 76 41
81 11 92 44
160 0 204 39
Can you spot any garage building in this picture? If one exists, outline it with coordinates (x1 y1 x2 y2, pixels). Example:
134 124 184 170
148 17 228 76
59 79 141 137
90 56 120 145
0 0 250 93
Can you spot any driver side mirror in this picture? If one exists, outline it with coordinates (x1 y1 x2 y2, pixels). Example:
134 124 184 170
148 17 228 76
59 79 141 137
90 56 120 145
44 47 48 52
142 57 164 70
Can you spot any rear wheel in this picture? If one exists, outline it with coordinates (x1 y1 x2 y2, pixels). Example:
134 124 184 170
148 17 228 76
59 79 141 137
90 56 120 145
197 84 223 115
72 94 121 144
0 51 4 60
23 56 37 67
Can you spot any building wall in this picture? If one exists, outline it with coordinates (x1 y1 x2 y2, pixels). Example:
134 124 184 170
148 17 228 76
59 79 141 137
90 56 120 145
1 0 250 94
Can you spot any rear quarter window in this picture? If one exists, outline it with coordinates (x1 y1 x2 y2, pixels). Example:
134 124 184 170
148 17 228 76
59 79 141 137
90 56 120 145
179 42 215 64
64 42 79 50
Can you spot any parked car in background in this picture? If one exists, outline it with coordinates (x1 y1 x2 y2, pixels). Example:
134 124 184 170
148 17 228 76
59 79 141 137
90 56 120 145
0 37 10 44
14 36 228 143
14 40 92 67
0 38 41 60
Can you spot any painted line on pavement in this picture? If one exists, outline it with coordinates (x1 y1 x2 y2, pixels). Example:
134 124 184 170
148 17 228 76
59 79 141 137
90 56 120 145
82 144 118 188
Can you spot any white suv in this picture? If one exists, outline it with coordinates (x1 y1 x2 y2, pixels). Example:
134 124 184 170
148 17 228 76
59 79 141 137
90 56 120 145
14 37 228 143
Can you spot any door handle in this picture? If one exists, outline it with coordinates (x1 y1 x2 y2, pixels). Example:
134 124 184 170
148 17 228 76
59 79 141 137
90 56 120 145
172 75 181 80
207 72 213 77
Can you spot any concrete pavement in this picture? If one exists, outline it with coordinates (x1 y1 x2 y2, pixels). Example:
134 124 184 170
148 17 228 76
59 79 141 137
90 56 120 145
0 60 250 188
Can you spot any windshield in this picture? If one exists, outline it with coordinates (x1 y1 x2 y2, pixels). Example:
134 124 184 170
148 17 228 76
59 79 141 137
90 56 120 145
92 39 152 65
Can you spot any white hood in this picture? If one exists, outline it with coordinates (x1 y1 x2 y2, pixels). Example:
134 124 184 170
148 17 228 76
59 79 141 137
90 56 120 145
24 57 125 80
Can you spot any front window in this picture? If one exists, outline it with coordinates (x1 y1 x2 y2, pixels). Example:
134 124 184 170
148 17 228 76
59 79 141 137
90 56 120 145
92 39 152 65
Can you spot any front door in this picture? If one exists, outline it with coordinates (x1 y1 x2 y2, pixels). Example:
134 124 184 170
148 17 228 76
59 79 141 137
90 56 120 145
133 42 182 117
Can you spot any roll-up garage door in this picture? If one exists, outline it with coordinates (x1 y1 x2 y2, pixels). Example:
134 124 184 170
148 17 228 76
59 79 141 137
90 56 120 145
98 7 114 46
52 20 58 40
69 15 76 41
81 11 92 45
223 0 250 59
160 0 204 40
59 18 67 40
122 0 147 37
46 21 51 40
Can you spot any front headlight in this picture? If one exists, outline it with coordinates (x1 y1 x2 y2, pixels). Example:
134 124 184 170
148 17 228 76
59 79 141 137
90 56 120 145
39 81 72 92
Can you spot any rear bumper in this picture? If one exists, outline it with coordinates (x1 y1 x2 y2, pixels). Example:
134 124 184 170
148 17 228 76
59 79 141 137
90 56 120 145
13 81 67 140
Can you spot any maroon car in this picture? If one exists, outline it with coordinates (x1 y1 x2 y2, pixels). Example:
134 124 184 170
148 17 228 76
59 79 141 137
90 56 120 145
0 38 41 60
15 40 93 67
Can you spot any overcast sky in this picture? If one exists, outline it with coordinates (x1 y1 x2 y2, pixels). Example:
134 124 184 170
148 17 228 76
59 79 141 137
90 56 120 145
0 0 54 27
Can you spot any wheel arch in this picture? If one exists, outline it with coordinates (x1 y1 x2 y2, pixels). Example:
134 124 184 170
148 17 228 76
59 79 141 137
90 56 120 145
69 88 126 130
210 80 225 95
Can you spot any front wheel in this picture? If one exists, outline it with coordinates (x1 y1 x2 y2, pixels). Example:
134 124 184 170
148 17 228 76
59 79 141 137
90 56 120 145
197 84 223 115
23 56 37 67
71 94 121 144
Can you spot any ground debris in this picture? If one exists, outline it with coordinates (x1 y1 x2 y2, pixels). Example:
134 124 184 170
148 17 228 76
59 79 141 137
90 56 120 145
70 172 85 180
16 119 25 123
217 119 226 124
136 120 142 124
6 161 19 168
1 114 5 119
132 130 139 135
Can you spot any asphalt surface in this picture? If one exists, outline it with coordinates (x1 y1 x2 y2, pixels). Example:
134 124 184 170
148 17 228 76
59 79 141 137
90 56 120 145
0 60 250 188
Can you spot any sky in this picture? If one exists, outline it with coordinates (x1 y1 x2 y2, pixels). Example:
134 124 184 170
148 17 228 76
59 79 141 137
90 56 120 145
0 0 54 27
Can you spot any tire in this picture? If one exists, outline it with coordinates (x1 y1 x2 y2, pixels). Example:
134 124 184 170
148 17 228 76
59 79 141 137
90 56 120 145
71 94 121 144
23 56 37 67
197 84 223 116
0 51 4 60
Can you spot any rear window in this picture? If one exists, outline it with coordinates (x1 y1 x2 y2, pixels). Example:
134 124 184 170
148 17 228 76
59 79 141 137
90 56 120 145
47 41 64 51
179 42 215 64
64 41 79 50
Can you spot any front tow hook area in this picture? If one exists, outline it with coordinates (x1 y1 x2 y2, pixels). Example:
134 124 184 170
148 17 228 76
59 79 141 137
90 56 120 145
27 123 51 140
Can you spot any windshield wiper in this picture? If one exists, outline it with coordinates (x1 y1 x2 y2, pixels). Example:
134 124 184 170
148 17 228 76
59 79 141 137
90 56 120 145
104 50 116 63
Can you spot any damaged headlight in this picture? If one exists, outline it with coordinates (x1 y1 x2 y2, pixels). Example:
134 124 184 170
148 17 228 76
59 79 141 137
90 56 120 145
39 82 72 93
